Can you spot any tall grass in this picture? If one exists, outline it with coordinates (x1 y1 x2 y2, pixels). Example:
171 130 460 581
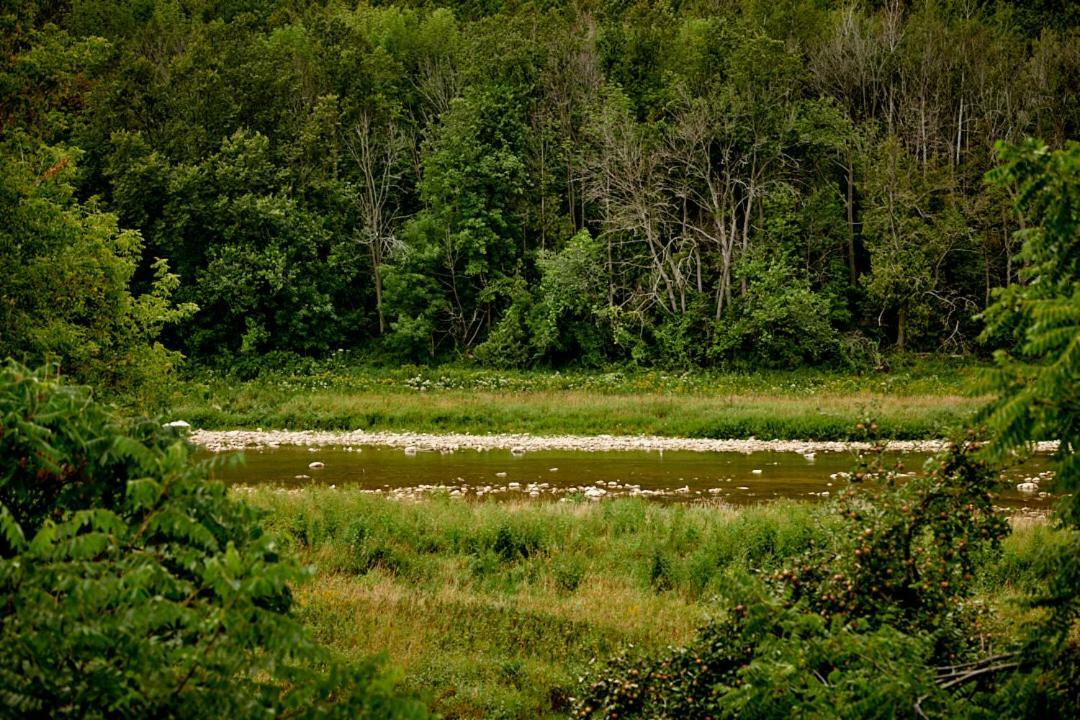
170 362 984 439
240 489 1051 719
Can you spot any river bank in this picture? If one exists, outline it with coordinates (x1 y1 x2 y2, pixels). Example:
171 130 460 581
247 490 1060 719
190 428 1059 455
164 362 985 441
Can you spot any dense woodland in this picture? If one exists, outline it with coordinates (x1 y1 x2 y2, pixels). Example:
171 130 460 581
1 0 1078 386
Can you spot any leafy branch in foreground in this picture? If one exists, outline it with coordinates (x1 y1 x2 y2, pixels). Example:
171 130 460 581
0 362 429 719
978 139 1079 524
974 138 1080 714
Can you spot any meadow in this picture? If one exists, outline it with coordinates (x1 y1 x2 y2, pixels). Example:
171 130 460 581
168 359 983 441
242 489 1061 719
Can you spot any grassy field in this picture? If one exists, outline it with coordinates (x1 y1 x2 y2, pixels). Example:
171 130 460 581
168 359 986 440
242 489 1058 719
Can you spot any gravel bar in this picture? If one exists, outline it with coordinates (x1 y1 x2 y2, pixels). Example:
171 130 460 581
189 429 1059 455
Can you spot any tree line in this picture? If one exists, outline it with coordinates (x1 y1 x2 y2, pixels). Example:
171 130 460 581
1 0 1077 384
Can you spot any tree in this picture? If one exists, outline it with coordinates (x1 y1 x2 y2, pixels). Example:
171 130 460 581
344 108 411 335
979 140 1078 501
861 136 977 351
0 138 194 399
386 84 527 356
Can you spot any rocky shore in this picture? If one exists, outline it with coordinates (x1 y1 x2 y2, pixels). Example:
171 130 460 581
188 428 1059 455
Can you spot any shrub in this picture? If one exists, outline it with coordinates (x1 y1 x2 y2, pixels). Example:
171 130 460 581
0 362 429 719
711 256 840 369
574 439 1021 719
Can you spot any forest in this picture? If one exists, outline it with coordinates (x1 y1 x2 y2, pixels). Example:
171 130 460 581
2 0 1077 390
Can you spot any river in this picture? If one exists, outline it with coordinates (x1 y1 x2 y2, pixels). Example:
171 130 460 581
213 444 1055 509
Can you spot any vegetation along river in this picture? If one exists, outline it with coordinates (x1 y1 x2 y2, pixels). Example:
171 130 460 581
212 444 1056 510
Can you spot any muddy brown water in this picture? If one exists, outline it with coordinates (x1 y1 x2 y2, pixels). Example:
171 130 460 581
213 445 1056 509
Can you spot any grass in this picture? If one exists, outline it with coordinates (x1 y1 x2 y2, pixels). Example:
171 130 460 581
241 489 1057 719
168 358 986 439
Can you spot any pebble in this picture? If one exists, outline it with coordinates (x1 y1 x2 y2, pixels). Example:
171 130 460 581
308 461 324 469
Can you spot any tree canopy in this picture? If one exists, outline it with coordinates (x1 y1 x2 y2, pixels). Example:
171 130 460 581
1 0 1077 377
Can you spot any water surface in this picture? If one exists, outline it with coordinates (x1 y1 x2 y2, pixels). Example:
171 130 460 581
214 445 1055 509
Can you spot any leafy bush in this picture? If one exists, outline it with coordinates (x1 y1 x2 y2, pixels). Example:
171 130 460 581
0 363 429 719
529 230 615 367
712 257 840 369
473 277 534 369
574 439 1037 719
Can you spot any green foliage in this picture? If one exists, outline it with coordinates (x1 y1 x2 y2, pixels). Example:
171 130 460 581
977 139 1080 705
6 0 1077 379
387 83 528 357
979 140 1079 518
0 363 429 718
529 230 614 366
0 139 195 400
106 128 349 358
574 440 1023 719
712 255 841 369
861 137 977 351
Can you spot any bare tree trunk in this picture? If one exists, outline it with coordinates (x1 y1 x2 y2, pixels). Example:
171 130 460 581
371 243 385 335
344 110 410 336
846 152 857 284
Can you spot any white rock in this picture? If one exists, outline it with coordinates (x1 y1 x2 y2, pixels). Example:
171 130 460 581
496 472 508 478
1017 482 1039 493
549 467 559 472
751 469 763 475
308 461 324 469
404 446 417 455
163 420 191 429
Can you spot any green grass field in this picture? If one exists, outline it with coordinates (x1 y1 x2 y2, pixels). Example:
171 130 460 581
168 359 985 440
243 489 1057 719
